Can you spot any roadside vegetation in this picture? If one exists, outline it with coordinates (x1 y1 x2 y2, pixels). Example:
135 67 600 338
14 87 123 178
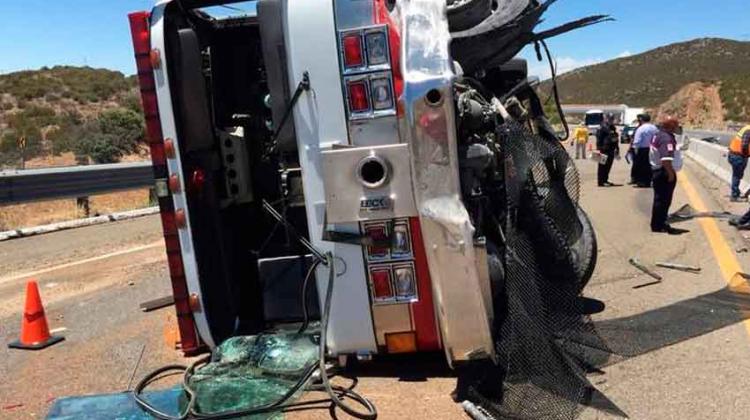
543 38 750 125
0 66 144 168
720 73 750 123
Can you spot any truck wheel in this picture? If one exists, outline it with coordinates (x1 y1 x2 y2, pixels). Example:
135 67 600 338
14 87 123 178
571 205 597 292
449 0 536 72
447 0 493 32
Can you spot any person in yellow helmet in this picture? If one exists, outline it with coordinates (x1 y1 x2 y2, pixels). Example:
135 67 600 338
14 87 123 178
570 122 589 159
727 125 750 201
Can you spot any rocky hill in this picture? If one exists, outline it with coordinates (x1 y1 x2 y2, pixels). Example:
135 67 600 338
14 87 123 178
544 38 750 126
0 66 144 169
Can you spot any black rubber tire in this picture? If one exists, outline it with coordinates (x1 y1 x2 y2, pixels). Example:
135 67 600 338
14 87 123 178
447 0 493 32
571 205 598 292
449 0 537 72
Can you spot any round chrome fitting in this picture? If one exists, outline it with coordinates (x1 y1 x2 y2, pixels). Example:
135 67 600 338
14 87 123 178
356 155 390 189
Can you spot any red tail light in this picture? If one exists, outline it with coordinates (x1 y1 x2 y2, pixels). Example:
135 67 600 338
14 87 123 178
342 33 364 68
164 138 176 158
370 267 394 300
347 80 370 113
365 224 390 260
168 174 181 193
190 168 206 193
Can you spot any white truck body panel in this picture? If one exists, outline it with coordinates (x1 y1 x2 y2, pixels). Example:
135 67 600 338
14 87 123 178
284 0 378 354
150 2 216 348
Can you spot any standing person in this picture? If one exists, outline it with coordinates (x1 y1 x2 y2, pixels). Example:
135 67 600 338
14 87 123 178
570 122 589 159
596 113 619 187
631 114 658 188
649 116 685 234
727 124 750 201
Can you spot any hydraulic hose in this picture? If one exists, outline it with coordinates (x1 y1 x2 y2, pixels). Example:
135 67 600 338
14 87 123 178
133 251 377 419
318 252 378 420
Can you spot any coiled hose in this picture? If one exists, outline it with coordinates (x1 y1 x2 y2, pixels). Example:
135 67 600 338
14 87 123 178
133 252 377 419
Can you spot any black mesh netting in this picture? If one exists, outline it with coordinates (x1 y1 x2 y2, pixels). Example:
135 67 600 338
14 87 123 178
456 122 750 419
456 121 626 420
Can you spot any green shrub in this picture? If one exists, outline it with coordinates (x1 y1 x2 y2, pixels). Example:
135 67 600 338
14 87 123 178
119 91 144 115
97 108 145 154
81 132 122 164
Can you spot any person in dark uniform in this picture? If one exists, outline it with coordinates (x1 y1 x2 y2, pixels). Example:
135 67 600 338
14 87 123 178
596 113 619 187
649 116 686 234
631 114 658 187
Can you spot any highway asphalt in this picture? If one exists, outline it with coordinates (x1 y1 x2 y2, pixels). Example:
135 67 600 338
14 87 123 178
2 153 750 419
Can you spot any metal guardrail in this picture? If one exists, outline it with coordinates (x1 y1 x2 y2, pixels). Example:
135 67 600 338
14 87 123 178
0 161 154 205
683 129 734 147
683 133 750 193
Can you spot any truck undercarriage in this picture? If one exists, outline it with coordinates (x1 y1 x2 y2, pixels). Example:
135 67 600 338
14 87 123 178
128 0 621 418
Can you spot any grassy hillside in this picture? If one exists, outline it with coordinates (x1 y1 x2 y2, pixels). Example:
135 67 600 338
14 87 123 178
546 38 750 123
0 66 136 105
0 66 144 168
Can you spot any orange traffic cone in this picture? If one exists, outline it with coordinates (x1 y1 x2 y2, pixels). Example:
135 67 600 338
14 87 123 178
8 280 64 350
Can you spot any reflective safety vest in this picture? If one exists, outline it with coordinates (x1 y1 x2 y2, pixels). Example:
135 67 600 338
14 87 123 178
573 127 589 144
729 125 750 157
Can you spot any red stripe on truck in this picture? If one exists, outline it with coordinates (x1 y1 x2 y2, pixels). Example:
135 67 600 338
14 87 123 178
128 11 203 356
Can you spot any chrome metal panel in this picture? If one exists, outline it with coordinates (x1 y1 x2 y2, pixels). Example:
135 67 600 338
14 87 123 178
343 71 397 120
350 117 400 147
321 143 418 223
399 0 494 366
338 25 392 76
372 303 414 346
333 0 375 30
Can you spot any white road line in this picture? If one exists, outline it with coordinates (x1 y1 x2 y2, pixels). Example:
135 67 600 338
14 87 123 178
0 241 164 285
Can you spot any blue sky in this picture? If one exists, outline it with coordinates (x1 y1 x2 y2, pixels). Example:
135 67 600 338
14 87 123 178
522 0 750 78
0 1 747 76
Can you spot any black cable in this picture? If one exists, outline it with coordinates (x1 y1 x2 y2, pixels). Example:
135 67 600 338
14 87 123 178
297 258 323 335
218 4 245 12
536 40 570 141
264 72 311 158
318 253 378 420
132 363 194 420
133 255 377 419
133 355 320 420
261 199 328 265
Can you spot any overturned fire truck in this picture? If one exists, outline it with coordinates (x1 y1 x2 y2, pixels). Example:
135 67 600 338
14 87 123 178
128 0 619 418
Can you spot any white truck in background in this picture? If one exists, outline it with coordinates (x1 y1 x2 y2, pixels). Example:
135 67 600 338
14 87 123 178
623 107 645 126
